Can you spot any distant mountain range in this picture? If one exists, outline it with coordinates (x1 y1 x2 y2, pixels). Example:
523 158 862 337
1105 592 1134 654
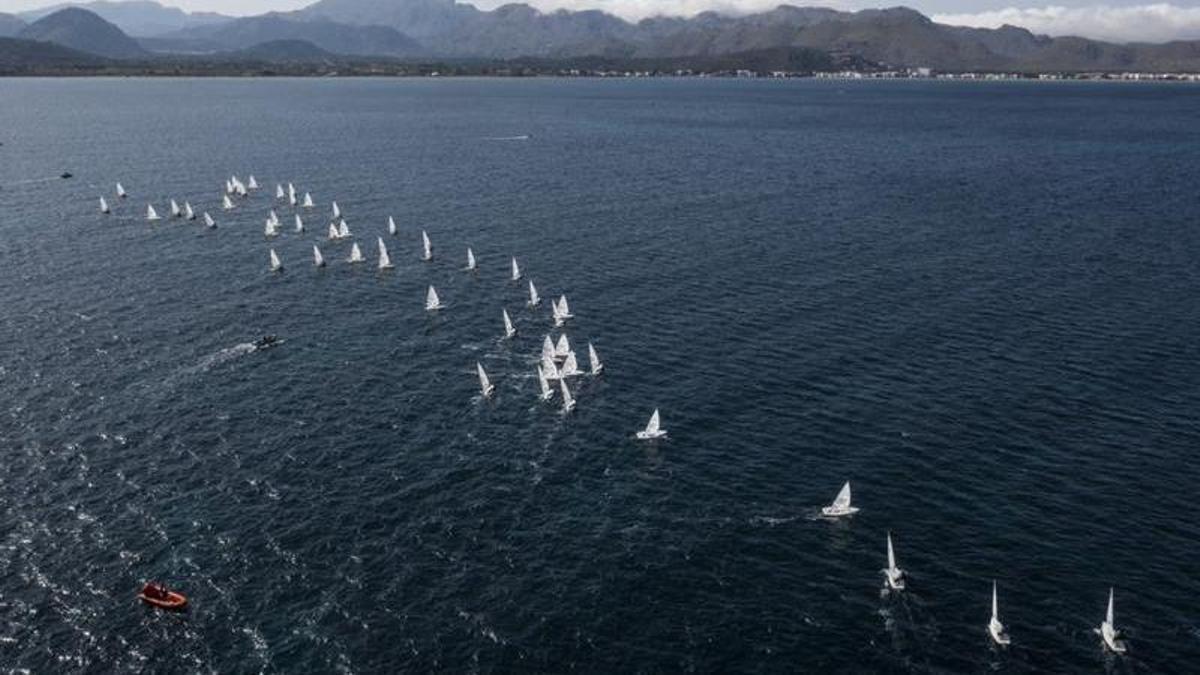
7 0 1200 73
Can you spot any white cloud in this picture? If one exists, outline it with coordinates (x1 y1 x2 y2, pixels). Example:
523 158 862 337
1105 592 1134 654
933 4 1200 43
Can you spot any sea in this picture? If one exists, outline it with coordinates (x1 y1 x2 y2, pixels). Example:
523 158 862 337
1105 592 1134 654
0 77 1198 673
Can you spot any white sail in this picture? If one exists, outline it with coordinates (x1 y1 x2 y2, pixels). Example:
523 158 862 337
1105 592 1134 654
426 285 441 311
264 218 278 237
588 343 603 375
287 182 296 206
561 351 581 377
276 184 285 199
328 223 339 240
555 334 571 358
542 335 557 362
116 182 126 198
511 257 521 281
477 362 495 398
248 175 259 190
821 481 859 517
338 220 351 238
268 209 279 226
989 582 1011 645
331 201 341 220
99 196 109 214
559 379 575 412
527 280 540 306
170 199 181 217
636 409 667 439
388 216 397 235
502 309 516 338
557 295 573 318
884 533 905 591
294 214 304 232
421 230 432 261
146 204 160 221
377 237 393 269
348 242 364 263
226 179 234 194
537 365 553 400
203 212 215 228
269 248 283 272
302 192 314 209
234 178 247 196
184 202 195 220
466 247 476 270
313 245 325 267
223 195 235 210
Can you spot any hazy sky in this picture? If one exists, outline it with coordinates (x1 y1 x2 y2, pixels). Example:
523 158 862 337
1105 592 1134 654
2 0 1199 43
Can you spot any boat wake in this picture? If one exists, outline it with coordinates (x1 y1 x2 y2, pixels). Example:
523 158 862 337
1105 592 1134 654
482 135 531 141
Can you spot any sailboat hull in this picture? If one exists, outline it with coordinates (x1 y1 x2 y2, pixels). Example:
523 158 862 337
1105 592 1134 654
989 621 1011 646
821 506 860 517
635 430 667 440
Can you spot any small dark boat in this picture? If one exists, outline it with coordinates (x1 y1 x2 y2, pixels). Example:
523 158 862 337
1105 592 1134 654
253 334 281 350
138 583 187 611
60 172 73 179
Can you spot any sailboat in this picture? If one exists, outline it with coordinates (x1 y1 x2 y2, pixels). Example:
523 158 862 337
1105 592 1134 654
425 286 441 311
388 216 397 236
328 223 339 240
276 184 285 199
588 343 603 375
248 175 259 190
99 196 110 214
989 582 1011 646
559 379 575 412
264 218 278 237
287 183 297 206
477 362 495 398
542 335 557 362
269 209 279 226
510 257 522 281
302 192 314 209
466 248 476 271
269 248 283 273
552 299 565 327
184 202 195 220
502 309 516 339
377 237 393 269
635 409 667 439
541 353 561 381
203 212 216 228
421 231 432 261
821 482 859 517
170 199 181 218
294 214 304 233
116 182 127 199
557 295 574 319
348 242 364 263
331 201 341 220
527 280 540 307
1096 588 1126 653
312 245 326 267
560 351 581 377
555 334 571 358
883 532 905 591
146 204 160 221
537 365 554 400
223 195 235 210
338 220 351 239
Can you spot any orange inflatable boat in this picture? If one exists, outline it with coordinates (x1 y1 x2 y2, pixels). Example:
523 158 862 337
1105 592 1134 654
138 583 188 611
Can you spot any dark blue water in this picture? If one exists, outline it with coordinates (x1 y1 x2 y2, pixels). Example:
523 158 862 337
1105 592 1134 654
1 77 1198 672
